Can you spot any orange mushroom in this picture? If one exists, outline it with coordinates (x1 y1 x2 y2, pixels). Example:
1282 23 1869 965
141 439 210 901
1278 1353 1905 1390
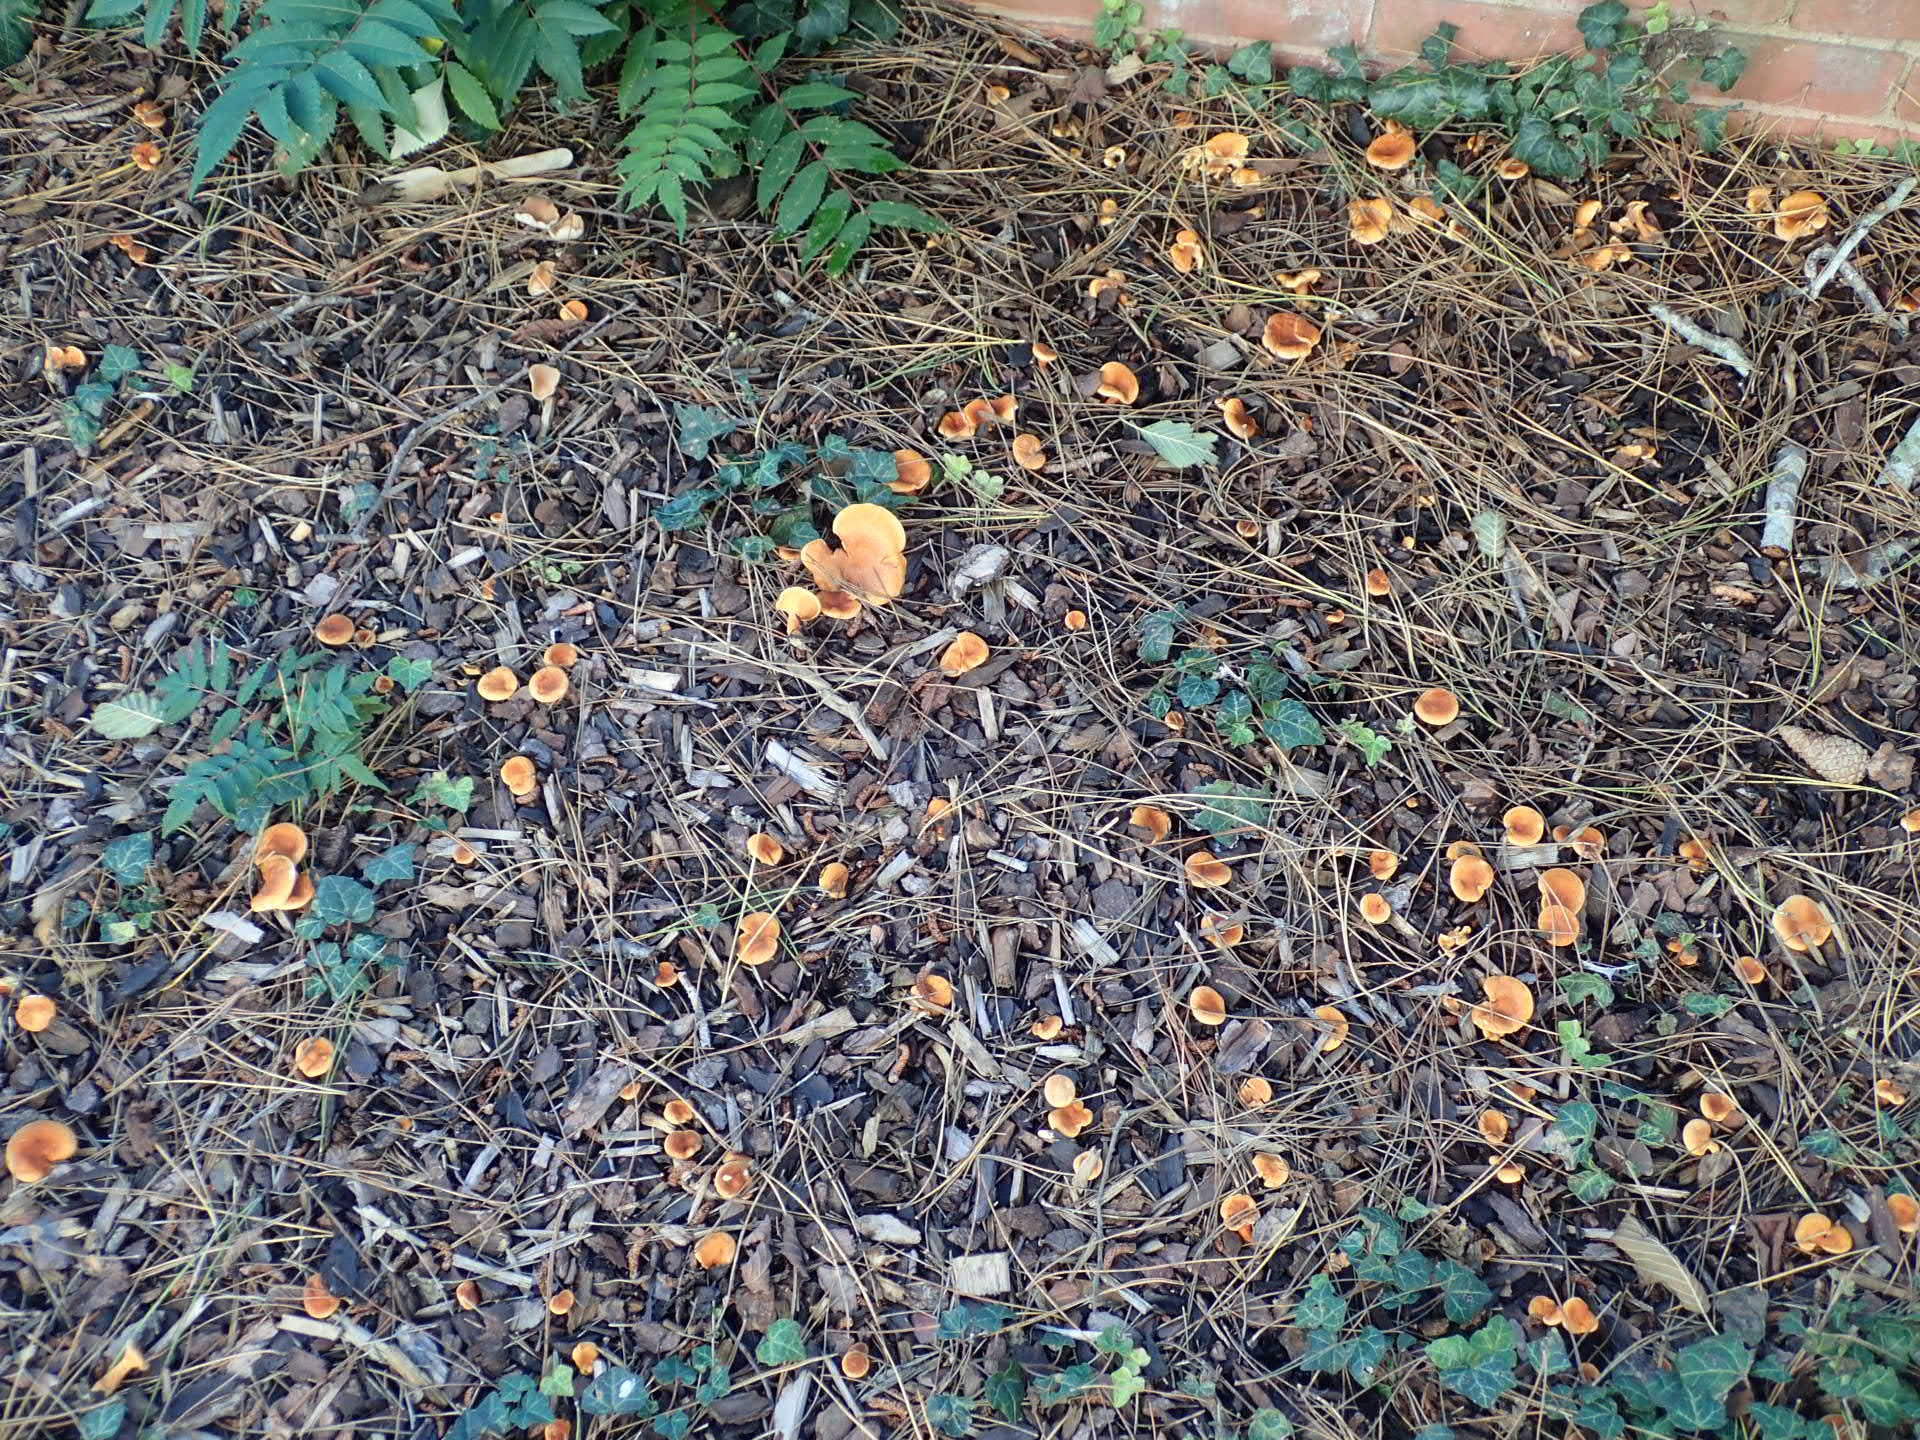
131 141 162 171
1536 904 1581 948
746 833 784 865
1682 1119 1719 1157
1446 840 1483 862
799 504 908 606
1503 806 1546 846
939 632 991 676
1449 855 1495 903
544 642 580 669
294 1036 335 1078
1407 194 1447 225
1700 1092 1739 1123
1359 893 1392 925
1253 1153 1291 1189
1479 1110 1510 1144
1771 895 1833 952
714 1157 752 1199
303 1273 342 1320
1095 362 1140 404
1877 1079 1908 1107
1774 190 1830 243
1733 955 1768 986
1559 1297 1600 1336
528 364 561 401
287 871 315 912
1886 1193 1919 1235
1219 1192 1258 1240
1185 851 1233 888
1539 868 1586 912
1072 1150 1104 1183
914 973 955 1011
1364 567 1391 598
528 665 569 705
817 590 862 620
1528 1296 1564 1326
257 822 309 866
1262 312 1322 360
1031 1015 1064 1040
94 1342 149 1395
662 1098 697 1126
500 756 538 798
1413 688 1460 727
1043 1073 1078 1108
572 1342 602 1373
1031 341 1059 365
1496 158 1531 181
938 409 977 441
251 854 300 913
528 261 559 298
1167 228 1207 274
14 993 56 1032
1064 610 1088 631
840 1344 872 1380
1238 1075 1273 1107
1349 196 1394 245
1793 1214 1853 1256
1049 1099 1094 1138
1189 985 1228 1026
1314 1005 1350 1053
5 1118 78 1183
1218 397 1260 440
736 912 780 966
476 666 520 702
664 1130 702 1161
313 614 356 648
692 1232 738 1268
1010 433 1048 472
1365 131 1417 171
1129 805 1173 843
774 587 822 634
1200 912 1244 949
1470 974 1534 1039
818 862 850 898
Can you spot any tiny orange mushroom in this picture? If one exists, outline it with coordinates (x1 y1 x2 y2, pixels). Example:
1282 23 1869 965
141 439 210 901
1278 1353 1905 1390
1793 1214 1853 1256
692 1232 738 1268
1189 985 1229 1026
5 1118 78 1184
939 632 992 676
1200 913 1244 949
1503 806 1546 846
1887 1193 1919 1235
1496 158 1531 181
1536 903 1581 948
1167 228 1207 274
938 409 977 441
1479 1110 1511 1145
1366 131 1418 171
476 666 520 702
303 1273 342 1320
1877 1079 1909 1107
528 364 561 401
664 1130 702 1161
1414 688 1460 727
714 1158 752 1199
1771 895 1833 952
1185 851 1233 888
1262 312 1322 360
572 1342 602 1374
774 587 822 634
746 832 785 865
500 756 539 798
293 1036 335 1078
1011 433 1048 472
1529 1296 1564 1326
1064 609 1088 631
1072 1150 1104 1184
840 1344 872 1380
1364 567 1392 598
1774 190 1830 244
1129 805 1173 843
818 862 850 899
1682 1119 1720 1157
1471 975 1534 1039
662 1099 697 1126
1095 361 1140 404
1733 955 1769 985
1368 849 1399 881
528 665 570 705
800 504 909 607
817 590 862 620
1239 1075 1273 1107
1700 1092 1739 1124
736 912 781 966
313 614 356 647
543 642 580 668
94 1342 149 1396
14 994 57 1032
1450 855 1495 903
1218 397 1260 440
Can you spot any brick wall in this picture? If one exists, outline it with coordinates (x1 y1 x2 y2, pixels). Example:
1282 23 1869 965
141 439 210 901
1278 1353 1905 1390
968 0 1920 144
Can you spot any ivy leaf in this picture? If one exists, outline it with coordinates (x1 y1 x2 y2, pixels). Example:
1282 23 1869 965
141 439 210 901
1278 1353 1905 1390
1335 719 1392 765
309 875 376 927
1426 1316 1519 1407
102 831 155 885
1190 781 1270 837
985 1362 1026 1422
92 692 167 739
76 1399 126 1440
673 403 739 459
1109 1365 1146 1406
1510 113 1587 179
926 1393 975 1436
1227 41 1272 84
98 343 143 384
1558 973 1615 1007
755 1317 808 1367
1568 1167 1615 1202
1576 0 1628 50
1701 46 1747 92
656 487 720 531
359 844 417 886
1663 1335 1750 1430
540 1364 577 1399
1176 672 1221 708
1248 1410 1295 1440
1133 419 1218 469
1434 1260 1492 1323
579 1367 656 1417
1259 698 1323 749
413 770 473 812
386 655 432 692
1345 1328 1390 1384
1545 1099 1599 1164
1137 608 1180 664
653 1411 692 1440
1295 1273 1347 1331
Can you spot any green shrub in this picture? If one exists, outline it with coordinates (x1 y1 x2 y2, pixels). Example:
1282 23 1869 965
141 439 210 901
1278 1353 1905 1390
80 0 936 270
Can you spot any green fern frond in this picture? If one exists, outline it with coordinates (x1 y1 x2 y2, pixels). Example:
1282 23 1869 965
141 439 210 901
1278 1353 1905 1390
616 22 754 230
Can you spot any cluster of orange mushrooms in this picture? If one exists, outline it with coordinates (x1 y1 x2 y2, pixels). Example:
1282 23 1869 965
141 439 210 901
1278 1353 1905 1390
250 821 316 915
478 641 580 800
771 502 910 635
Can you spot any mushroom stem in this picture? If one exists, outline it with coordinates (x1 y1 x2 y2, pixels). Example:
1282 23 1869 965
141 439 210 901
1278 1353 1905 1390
1805 177 1916 301
1758 441 1810 559
1648 304 1752 380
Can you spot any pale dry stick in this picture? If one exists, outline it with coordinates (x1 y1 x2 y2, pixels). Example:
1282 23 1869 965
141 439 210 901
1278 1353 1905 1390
1757 441 1810 557
1804 410 1920 588
1805 176 1917 300
1804 247 1888 321
1648 303 1753 380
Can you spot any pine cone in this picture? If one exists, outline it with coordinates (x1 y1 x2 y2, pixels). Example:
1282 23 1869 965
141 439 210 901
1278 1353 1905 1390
1777 725 1870 786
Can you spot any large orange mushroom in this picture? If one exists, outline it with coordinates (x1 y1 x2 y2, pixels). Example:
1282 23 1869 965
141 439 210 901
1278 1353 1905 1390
1185 851 1233 888
799 504 908 606
939 632 991 677
251 854 300 913
313 615 356 648
1536 903 1581 948
1095 362 1140 404
1538 868 1586 912
1414 688 1460 727
1189 985 1228 1026
1470 974 1534 1039
736 912 781 966
257 822 309 866
1366 131 1417 171
1503 807 1546 846
1449 855 1495 903
476 667 520 702
1262 312 1322 360
6 1118 78 1183
1770 895 1833 951
1349 196 1394 245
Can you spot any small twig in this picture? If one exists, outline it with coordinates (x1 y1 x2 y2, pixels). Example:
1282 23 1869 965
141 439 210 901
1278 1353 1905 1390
1758 441 1810 558
1649 304 1752 380
1806 177 1917 299
1805 247 1892 323
1804 411 1920 589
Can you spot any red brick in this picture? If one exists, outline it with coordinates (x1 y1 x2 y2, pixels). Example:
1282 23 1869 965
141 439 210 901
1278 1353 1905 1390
966 0 1100 34
1691 1 1792 23
1791 0 1920 41
1190 0 1375 50
1718 33 1907 112
1367 0 1587 62
1733 105 1919 145
1897 58 1920 122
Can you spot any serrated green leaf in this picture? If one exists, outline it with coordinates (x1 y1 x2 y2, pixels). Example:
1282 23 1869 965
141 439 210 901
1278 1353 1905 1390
863 199 944 234
1133 419 1217 470
444 61 500 128
92 692 167 739
774 158 829 233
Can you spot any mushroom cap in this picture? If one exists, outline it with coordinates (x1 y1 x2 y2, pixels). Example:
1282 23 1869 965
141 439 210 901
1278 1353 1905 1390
1559 1297 1599 1335
1407 194 1447 224
1218 397 1259 440
294 1036 335 1078
1770 894 1833 951
1205 131 1249 162
251 853 300 913
1528 1296 1564 1325
939 631 991 677
1200 912 1244 948
1536 903 1581 948
840 1345 872 1380
1699 1091 1739 1123
528 260 559 297
1733 955 1768 985
313 614 356 647
1188 985 1228 1026
773 587 821 633
1365 131 1418 170
1446 839 1483 861
528 665 570 705
816 589 862 620
542 642 579 669
303 1273 342 1319
1031 1014 1064 1040
1064 609 1089 632
746 832 784 865
989 394 1019 423
1413 688 1461 726
5 1118 78 1183
1364 567 1392 597
1043 1073 1078 1108
799 504 908 605
1167 229 1206 273
937 409 977 440
1774 190 1830 242
664 1130 701 1160
1496 158 1531 180
1479 1110 1510 1144
1129 805 1173 843
1538 867 1586 912
662 1098 697 1126
736 912 781 966
817 862 850 898
714 1158 752 1199
1253 1153 1291 1189
1184 851 1233 888
1031 340 1059 364
692 1231 738 1268
1071 1150 1104 1183
1471 974 1534 1038
1449 855 1495 902
1368 849 1399 880
476 666 520 702
1238 1075 1273 1106
1682 1118 1719 1156
914 973 955 1009
528 364 561 401
1503 806 1546 846
1011 433 1048 471
573 1342 602 1373
14 993 56 1032
1359 893 1392 925
1048 1099 1094 1137
1888 1192 1919 1234
517 195 561 228
1261 311 1322 360
1219 1192 1258 1235
891 449 932 495
286 871 315 912
257 822 309 866
1349 196 1394 244
1314 1005 1350 1052
500 755 539 797
1095 361 1140 404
